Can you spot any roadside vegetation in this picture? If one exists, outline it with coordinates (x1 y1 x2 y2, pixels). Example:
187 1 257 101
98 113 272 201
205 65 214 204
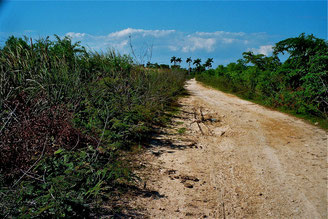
0 35 186 217
194 34 328 129
1 32 326 217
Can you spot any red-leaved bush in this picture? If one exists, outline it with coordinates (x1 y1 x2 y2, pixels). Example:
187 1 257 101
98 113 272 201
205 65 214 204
0 92 97 180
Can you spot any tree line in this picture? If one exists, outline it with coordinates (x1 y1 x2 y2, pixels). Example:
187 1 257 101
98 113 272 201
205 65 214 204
144 56 214 73
195 33 327 127
170 56 214 71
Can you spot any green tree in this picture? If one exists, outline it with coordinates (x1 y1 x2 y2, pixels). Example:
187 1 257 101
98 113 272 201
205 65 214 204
204 58 214 69
195 33 328 120
170 56 177 66
242 51 280 71
193 58 204 73
273 34 328 88
273 33 327 63
176 57 182 65
186 57 192 73
273 33 328 115
193 58 201 67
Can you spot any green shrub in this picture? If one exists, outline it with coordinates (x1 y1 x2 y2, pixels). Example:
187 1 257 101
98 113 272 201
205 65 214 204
197 34 327 119
0 35 186 217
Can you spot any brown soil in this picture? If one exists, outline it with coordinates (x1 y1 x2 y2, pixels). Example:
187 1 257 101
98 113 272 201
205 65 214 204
130 79 327 218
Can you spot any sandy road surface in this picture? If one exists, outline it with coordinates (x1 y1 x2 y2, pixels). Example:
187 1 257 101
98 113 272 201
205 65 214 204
131 79 327 218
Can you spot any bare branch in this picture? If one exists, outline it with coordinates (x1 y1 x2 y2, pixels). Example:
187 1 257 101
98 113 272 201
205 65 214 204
12 137 48 187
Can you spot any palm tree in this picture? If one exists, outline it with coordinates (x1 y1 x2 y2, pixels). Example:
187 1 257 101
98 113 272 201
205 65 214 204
176 57 182 65
193 58 201 67
186 57 192 74
170 56 177 66
204 58 214 69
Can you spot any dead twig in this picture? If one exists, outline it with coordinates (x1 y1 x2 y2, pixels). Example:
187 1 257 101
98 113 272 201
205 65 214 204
196 122 205 135
71 134 80 151
190 107 214 136
191 108 205 135
12 137 48 187
200 107 205 121
0 104 18 134
19 169 43 182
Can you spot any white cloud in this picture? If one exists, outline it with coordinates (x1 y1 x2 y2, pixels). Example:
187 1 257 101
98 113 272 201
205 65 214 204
222 38 235 44
195 31 245 37
180 31 250 47
250 45 273 56
24 30 35 33
109 40 129 50
108 28 140 38
63 29 272 66
108 28 175 38
66 32 86 38
65 29 269 54
182 37 216 52
168 45 178 51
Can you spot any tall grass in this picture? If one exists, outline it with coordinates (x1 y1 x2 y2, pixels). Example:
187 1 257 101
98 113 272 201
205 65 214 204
0 35 186 217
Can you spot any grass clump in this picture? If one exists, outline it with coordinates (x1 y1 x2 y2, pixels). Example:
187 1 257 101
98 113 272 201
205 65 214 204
177 127 187 134
0 35 186 217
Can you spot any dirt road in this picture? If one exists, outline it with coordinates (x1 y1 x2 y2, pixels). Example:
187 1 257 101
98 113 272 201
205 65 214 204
132 79 327 218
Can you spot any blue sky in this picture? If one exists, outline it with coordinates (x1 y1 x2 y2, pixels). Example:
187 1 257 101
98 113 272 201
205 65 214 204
0 0 326 67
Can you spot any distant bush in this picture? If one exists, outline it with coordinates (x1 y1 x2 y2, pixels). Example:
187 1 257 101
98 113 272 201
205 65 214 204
146 62 160 68
159 64 170 69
